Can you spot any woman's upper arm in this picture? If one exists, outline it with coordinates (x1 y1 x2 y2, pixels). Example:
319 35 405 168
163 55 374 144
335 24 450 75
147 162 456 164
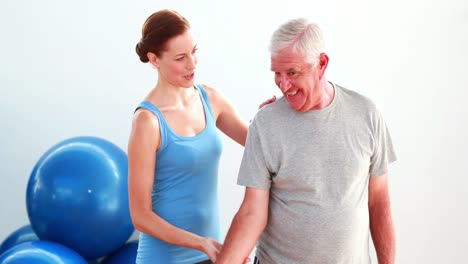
203 84 248 146
127 109 160 218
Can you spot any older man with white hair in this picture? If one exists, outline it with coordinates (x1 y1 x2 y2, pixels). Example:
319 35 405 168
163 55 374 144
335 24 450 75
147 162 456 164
216 18 397 264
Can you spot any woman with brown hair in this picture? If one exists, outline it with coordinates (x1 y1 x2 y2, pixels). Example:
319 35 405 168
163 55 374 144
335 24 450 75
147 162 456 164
128 9 272 264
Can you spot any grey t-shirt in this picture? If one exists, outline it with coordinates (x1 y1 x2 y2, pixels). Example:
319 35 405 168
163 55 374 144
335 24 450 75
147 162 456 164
238 83 396 264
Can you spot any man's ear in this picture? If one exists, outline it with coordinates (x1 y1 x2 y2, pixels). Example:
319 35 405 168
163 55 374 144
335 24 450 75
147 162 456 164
318 53 329 79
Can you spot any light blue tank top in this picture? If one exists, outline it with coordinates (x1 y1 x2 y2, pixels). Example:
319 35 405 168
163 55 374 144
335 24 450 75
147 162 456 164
135 84 223 264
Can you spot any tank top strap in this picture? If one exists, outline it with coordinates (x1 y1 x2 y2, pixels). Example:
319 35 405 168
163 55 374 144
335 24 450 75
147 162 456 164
194 84 216 125
135 101 170 151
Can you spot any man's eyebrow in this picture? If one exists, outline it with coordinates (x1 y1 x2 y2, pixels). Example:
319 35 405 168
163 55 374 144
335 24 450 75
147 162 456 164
270 67 299 72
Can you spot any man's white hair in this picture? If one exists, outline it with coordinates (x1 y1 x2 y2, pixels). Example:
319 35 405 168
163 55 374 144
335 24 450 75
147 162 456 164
269 18 324 67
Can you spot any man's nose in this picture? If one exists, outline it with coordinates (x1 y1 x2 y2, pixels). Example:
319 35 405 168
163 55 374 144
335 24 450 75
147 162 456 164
279 76 291 92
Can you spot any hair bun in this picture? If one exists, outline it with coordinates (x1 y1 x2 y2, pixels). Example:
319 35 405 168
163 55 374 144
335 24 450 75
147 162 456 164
135 40 149 63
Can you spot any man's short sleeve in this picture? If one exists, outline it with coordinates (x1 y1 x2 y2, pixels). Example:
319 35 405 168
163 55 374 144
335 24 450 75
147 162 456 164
237 121 272 189
369 111 397 177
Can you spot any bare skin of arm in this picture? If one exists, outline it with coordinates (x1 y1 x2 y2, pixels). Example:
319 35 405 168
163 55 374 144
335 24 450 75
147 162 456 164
203 84 248 146
369 174 396 264
204 84 276 146
128 110 221 261
215 187 270 264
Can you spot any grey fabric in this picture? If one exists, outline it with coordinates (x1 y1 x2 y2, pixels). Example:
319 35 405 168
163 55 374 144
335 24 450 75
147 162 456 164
238 83 396 264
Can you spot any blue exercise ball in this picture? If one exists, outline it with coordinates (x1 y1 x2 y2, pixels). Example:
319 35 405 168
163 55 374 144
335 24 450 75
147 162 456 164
0 240 87 264
101 240 138 264
26 136 134 260
0 225 39 255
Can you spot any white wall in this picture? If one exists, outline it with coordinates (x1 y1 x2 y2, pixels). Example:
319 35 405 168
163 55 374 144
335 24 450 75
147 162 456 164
1 0 467 263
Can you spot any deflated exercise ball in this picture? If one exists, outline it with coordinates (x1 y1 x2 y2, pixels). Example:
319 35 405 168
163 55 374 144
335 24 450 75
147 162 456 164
0 224 39 255
26 136 134 260
101 240 138 264
0 240 87 264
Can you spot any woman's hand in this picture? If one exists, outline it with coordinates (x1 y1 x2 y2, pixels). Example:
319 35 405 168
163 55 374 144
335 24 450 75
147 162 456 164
258 95 276 109
201 237 223 262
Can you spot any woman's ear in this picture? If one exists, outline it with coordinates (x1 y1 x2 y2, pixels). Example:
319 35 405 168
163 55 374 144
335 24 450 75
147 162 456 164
147 52 159 68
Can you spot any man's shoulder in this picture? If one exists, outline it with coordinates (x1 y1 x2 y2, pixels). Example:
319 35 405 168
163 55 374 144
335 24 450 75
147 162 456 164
248 96 294 136
336 83 379 112
254 96 288 121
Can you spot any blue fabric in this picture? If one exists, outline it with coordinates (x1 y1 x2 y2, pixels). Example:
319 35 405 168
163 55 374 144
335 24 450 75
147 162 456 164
135 84 223 264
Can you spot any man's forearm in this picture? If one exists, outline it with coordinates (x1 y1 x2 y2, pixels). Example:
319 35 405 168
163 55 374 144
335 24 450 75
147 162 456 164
216 209 266 264
370 199 396 264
